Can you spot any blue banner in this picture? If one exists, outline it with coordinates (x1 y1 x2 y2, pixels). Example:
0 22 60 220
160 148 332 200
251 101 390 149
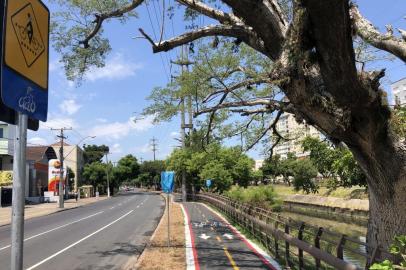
206 179 212 188
161 171 175 193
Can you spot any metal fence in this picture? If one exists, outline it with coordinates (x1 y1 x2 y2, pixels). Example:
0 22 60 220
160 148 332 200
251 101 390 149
193 193 392 270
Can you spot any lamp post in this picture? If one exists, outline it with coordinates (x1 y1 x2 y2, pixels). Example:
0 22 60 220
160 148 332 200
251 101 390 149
64 135 96 196
105 152 111 198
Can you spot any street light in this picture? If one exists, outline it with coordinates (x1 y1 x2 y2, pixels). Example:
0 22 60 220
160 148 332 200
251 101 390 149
63 135 96 197
105 151 111 198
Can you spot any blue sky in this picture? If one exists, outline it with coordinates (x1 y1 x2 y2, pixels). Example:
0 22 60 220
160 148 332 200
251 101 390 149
27 0 406 162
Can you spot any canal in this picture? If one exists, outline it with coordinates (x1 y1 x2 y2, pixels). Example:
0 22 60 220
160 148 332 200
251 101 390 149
281 211 368 268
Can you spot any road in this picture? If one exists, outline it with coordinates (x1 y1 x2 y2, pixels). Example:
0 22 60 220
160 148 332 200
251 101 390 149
0 191 164 270
183 202 280 270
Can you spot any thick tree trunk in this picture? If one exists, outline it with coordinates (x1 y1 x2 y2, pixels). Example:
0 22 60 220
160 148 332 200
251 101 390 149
368 173 406 262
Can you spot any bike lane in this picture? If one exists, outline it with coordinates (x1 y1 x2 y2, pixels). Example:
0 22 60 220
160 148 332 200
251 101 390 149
183 202 281 270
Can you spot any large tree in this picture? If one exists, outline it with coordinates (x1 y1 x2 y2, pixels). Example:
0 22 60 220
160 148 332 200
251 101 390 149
52 0 406 258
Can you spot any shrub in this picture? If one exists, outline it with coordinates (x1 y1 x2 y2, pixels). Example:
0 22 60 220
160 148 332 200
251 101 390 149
225 185 282 211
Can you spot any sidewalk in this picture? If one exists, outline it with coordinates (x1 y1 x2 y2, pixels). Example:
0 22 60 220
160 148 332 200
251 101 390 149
0 196 108 226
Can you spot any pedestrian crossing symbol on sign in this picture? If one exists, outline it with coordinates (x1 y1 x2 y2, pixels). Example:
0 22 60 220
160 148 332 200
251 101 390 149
1 0 50 121
11 3 45 67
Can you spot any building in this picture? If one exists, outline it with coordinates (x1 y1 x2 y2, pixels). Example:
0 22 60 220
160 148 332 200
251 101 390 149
0 122 14 171
272 113 323 159
26 146 57 198
391 78 406 106
254 160 264 171
51 142 84 192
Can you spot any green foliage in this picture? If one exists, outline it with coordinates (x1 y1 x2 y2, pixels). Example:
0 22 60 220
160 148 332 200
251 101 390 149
166 143 255 193
83 144 109 164
0 171 13 186
292 159 318 194
370 235 406 269
302 137 338 178
82 161 110 193
302 137 366 188
137 160 165 187
50 0 137 81
391 106 406 139
113 155 140 183
225 185 282 211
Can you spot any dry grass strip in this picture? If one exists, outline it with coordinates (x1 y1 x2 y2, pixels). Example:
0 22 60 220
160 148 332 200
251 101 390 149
134 199 186 270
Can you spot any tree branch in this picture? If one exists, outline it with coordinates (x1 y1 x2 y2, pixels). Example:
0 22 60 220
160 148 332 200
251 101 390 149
176 0 243 25
350 4 406 63
139 24 267 56
80 0 144 48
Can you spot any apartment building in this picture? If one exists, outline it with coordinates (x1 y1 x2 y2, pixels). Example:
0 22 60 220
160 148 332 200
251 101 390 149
391 77 406 106
273 113 323 159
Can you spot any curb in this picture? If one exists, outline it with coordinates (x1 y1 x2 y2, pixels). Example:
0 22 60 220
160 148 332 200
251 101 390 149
0 198 108 227
125 194 166 270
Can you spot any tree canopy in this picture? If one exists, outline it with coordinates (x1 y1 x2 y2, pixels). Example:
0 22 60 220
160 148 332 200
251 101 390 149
51 0 406 255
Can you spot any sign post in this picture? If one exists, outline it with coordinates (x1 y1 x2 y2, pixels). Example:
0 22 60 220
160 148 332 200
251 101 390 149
161 171 175 247
10 112 27 270
0 0 49 269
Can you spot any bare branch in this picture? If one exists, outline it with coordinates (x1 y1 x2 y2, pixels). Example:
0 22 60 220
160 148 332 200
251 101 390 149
176 0 243 25
80 0 144 48
230 108 271 116
139 24 267 56
203 77 273 103
350 4 406 63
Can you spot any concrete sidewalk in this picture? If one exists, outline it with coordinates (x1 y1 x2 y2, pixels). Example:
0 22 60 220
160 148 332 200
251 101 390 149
0 196 108 226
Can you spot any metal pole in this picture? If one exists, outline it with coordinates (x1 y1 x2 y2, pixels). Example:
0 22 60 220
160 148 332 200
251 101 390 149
105 153 110 198
180 46 187 203
59 129 64 208
11 112 28 270
167 193 170 247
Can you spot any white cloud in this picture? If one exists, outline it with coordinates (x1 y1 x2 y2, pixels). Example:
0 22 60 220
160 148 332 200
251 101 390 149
85 53 142 82
96 118 108 123
110 143 122 154
40 116 79 130
28 137 48 146
87 115 154 139
170 131 180 138
59 99 82 115
49 59 62 72
135 143 151 154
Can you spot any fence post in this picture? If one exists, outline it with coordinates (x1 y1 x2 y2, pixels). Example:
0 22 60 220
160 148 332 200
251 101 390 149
314 227 323 269
285 223 290 268
298 222 305 269
336 235 346 260
275 218 279 259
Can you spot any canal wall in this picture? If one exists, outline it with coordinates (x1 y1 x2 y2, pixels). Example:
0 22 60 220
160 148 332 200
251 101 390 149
282 194 369 226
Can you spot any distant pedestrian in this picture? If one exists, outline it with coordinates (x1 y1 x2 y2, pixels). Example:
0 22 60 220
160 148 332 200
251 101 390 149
74 191 78 202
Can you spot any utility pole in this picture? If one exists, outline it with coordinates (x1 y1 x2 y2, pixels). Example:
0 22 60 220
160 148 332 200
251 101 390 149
51 127 72 208
150 137 158 161
105 152 111 198
172 46 194 202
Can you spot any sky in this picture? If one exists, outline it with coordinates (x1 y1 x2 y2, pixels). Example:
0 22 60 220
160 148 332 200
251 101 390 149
26 0 406 163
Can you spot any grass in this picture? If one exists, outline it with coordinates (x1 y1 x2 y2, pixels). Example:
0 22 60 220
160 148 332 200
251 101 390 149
225 185 282 211
272 184 368 200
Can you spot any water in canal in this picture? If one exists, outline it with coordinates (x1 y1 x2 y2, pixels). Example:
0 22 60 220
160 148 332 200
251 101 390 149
281 211 367 268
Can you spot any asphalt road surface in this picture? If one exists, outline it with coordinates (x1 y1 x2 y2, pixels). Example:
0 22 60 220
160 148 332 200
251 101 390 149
0 191 164 270
183 202 279 270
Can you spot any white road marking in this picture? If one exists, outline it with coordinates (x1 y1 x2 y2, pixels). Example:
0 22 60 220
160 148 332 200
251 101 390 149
26 210 134 270
110 207 115 209
0 211 103 252
223 233 233 240
199 233 211 240
180 204 196 270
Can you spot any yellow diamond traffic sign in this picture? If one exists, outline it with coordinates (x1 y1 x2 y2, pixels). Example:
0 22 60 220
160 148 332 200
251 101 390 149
4 0 49 89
